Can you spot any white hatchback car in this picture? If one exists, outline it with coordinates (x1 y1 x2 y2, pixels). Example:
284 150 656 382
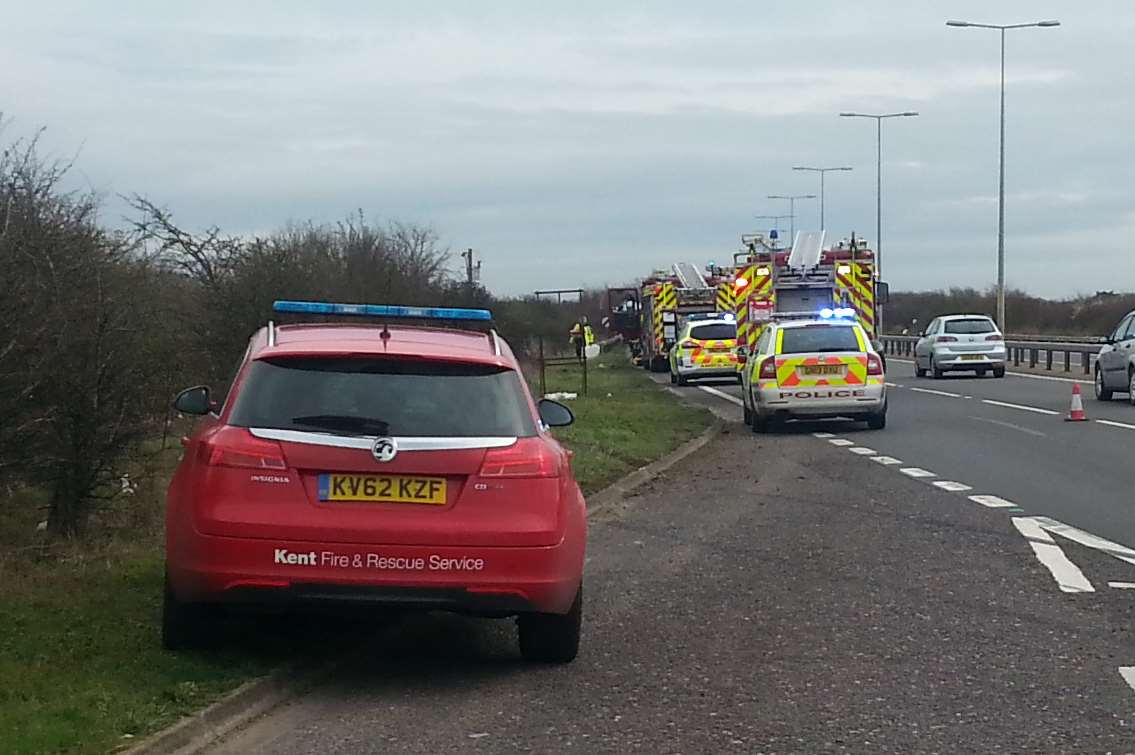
914 314 1007 379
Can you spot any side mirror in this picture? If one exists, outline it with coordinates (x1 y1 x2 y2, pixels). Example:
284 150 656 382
876 281 890 305
173 385 212 416
537 399 575 428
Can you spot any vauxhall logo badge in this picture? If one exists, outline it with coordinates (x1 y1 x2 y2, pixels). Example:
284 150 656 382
372 437 398 463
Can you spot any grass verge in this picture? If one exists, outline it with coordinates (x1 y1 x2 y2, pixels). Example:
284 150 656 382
0 346 711 754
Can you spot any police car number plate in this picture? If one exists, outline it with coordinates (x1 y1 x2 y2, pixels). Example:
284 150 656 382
801 365 844 376
318 474 447 504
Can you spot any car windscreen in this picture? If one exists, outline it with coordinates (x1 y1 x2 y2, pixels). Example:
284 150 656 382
944 318 996 334
689 323 736 341
779 325 861 354
228 357 536 437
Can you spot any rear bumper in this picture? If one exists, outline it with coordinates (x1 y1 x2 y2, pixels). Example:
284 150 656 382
675 363 738 378
755 383 886 418
932 348 1006 369
167 532 585 616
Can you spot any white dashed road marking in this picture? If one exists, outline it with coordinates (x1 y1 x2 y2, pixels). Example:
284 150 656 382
933 481 973 492
828 438 856 446
899 467 936 478
1109 582 1135 590
1120 668 1135 693
969 495 1018 509
812 432 837 439
1011 517 1095 593
871 456 903 465
980 399 1060 416
697 386 744 406
909 387 963 398
1096 419 1135 431
847 447 876 455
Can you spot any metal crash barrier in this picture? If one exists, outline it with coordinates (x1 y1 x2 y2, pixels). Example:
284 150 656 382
879 335 1102 375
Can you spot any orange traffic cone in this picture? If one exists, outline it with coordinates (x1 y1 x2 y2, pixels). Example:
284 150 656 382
1065 383 1088 422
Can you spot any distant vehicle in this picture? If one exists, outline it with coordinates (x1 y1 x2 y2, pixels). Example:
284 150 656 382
739 312 887 432
1095 309 1135 404
163 301 587 664
913 314 1006 378
668 314 739 385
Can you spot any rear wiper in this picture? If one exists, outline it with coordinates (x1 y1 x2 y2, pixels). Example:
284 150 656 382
290 415 390 436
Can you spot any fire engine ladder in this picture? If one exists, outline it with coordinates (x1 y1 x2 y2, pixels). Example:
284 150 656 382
787 231 826 271
672 261 708 289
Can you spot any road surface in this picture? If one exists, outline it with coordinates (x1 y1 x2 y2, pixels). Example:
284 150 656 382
201 362 1135 753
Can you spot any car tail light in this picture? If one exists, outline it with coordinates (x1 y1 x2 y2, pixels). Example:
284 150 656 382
203 428 287 470
681 340 699 350
936 335 958 343
866 354 884 376
758 358 777 380
986 334 1004 342
479 438 561 478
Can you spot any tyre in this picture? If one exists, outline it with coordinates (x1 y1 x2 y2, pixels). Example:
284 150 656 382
1095 365 1113 401
866 410 887 430
915 361 927 378
1128 369 1135 407
931 357 944 380
676 373 688 386
992 366 1006 379
161 575 218 651
751 414 771 434
518 585 581 664
669 371 677 384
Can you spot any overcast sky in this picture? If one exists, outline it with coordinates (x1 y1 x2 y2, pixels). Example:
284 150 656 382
3 1 1131 297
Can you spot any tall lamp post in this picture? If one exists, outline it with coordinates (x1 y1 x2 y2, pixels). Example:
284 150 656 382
791 166 853 230
946 19 1060 331
767 194 816 245
838 112 918 284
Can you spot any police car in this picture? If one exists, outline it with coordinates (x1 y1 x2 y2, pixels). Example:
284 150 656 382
668 313 740 385
164 301 587 663
740 309 887 432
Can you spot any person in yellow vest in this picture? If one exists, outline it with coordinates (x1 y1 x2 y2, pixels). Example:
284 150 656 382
569 316 596 362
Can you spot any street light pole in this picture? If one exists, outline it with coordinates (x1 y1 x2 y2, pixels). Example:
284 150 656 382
767 194 816 245
792 166 853 231
946 19 1061 331
838 112 919 283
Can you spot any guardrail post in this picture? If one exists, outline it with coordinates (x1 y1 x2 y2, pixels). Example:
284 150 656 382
1045 349 1053 371
1082 352 1090 375
582 350 588 396
1013 347 1020 366
1029 348 1037 368
539 336 547 397
1064 351 1071 372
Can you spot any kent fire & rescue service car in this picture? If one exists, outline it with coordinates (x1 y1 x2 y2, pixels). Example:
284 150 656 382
739 309 887 433
164 301 587 663
668 312 740 385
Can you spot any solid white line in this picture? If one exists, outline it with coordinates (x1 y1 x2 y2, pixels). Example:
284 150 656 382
1120 667 1135 693
698 386 744 406
981 399 1060 416
969 494 1018 508
910 387 963 398
900 467 937 478
1097 419 1135 431
847 447 876 455
1030 517 1135 567
933 481 973 492
1011 517 1095 593
813 432 837 439
828 438 855 446
1109 582 1135 590
871 455 903 465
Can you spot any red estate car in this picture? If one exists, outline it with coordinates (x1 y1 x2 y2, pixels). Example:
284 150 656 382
164 301 587 663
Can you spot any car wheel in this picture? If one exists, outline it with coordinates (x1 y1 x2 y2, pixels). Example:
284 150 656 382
676 373 688 386
518 584 581 664
1128 369 1135 407
915 361 927 378
931 356 944 380
1096 365 1113 401
162 575 218 651
866 410 887 430
992 366 1006 378
669 371 677 384
752 414 772 434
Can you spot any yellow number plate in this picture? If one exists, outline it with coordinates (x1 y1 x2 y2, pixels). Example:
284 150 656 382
801 365 844 376
318 474 447 504
960 354 984 361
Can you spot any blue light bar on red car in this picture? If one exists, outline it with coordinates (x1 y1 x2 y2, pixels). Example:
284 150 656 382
272 300 493 321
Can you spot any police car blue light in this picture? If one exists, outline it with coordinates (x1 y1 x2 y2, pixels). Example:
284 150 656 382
819 307 857 320
272 300 493 321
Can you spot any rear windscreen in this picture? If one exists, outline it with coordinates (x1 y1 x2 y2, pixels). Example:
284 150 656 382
780 326 860 354
228 358 536 437
690 323 736 341
944 318 996 334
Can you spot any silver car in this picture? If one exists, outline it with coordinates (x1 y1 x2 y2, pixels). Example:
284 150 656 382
1095 309 1135 404
914 314 1007 379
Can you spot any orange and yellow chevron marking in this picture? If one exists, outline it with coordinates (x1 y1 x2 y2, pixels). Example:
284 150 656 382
715 283 736 313
650 283 677 347
684 338 739 366
774 355 869 387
